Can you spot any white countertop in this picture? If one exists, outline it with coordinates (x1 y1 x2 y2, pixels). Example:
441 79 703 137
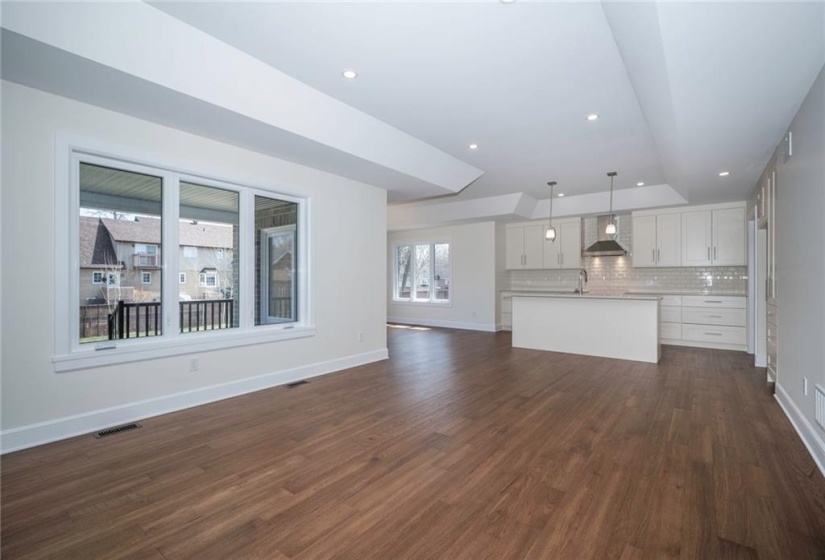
502 289 745 298
510 292 660 302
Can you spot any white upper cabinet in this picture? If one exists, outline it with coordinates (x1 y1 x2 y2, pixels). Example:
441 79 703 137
507 218 581 270
632 215 657 267
712 207 746 266
681 210 714 266
506 223 545 269
681 203 746 267
559 220 582 269
631 212 681 267
543 219 581 269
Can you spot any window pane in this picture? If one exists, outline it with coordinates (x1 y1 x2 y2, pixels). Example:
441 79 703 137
179 182 239 333
255 195 298 325
434 243 450 301
414 244 431 301
79 162 162 344
396 246 412 299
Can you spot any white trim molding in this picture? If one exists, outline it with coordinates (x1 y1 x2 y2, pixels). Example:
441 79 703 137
387 316 497 332
1 348 388 454
775 384 825 478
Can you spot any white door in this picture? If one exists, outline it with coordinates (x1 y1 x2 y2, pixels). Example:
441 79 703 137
505 226 524 269
559 221 581 269
632 215 657 267
656 213 682 267
713 208 746 266
523 224 545 269
681 211 713 266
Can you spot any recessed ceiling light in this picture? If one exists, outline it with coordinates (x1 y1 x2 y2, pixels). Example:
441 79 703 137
718 171 731 177
500 0 517 4
586 114 599 121
342 69 358 79
636 182 645 186
557 193 565 197
469 143 478 150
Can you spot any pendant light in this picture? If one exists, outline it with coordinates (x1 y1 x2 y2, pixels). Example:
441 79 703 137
545 181 557 241
605 171 618 236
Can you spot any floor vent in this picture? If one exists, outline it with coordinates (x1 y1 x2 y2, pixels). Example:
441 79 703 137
94 423 142 439
284 380 309 389
816 385 825 430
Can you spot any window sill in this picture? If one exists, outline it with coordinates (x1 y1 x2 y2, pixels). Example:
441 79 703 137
53 326 316 373
391 300 453 308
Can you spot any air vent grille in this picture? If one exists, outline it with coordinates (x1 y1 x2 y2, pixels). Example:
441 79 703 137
94 423 142 439
284 380 309 389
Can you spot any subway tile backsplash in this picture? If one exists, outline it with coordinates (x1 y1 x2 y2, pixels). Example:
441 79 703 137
506 214 748 295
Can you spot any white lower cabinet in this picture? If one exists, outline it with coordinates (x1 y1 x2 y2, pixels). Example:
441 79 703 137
681 296 747 349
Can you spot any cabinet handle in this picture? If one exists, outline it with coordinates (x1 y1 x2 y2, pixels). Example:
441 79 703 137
705 332 723 336
714 246 717 261
704 300 723 304
652 249 655 262
707 247 710 261
657 248 660 262
709 315 722 318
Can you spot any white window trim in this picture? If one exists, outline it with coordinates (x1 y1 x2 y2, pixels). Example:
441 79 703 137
198 271 218 288
141 272 153 284
391 240 452 305
179 272 186 284
54 134 314 373
92 271 105 284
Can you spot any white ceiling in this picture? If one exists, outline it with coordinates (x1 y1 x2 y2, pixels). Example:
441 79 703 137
3 1 824 228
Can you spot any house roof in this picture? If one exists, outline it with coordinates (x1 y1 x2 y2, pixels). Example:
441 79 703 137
79 217 118 268
79 216 233 267
98 216 233 249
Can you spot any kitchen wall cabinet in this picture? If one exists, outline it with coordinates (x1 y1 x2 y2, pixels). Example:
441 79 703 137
506 218 581 270
631 212 681 267
681 203 746 266
543 219 581 270
505 223 544 269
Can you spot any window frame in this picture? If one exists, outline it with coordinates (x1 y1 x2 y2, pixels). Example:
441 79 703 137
54 136 313 372
391 240 452 305
198 271 218 288
141 272 153 285
179 272 186 284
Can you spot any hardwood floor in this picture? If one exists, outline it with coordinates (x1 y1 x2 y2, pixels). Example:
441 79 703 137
2 327 825 559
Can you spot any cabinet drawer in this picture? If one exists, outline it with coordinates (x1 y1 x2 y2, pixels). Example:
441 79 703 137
660 322 682 340
682 296 745 308
660 307 681 323
682 325 746 345
682 307 745 327
660 295 682 307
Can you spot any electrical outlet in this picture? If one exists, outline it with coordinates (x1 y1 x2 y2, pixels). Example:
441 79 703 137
189 357 199 372
803 377 809 396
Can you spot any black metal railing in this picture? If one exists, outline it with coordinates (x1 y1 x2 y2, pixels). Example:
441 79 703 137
106 299 235 340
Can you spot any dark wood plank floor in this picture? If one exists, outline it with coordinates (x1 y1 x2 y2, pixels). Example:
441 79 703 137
3 327 825 559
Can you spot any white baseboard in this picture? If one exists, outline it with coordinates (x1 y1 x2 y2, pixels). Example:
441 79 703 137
387 316 497 332
775 384 825 478
0 348 388 454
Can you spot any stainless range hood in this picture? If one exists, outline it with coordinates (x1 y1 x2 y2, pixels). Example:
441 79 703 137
583 215 630 257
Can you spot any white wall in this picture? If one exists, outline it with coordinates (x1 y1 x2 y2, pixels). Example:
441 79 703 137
387 222 497 331
0 81 388 446
771 66 825 471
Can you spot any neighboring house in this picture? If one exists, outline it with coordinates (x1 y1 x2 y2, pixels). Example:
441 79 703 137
79 215 234 304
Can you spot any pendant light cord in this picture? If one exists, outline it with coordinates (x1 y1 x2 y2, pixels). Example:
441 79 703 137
608 173 614 221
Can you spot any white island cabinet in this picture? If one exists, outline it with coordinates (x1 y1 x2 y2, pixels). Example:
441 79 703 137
512 294 661 363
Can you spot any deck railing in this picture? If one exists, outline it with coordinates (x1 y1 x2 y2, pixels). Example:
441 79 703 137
105 299 235 340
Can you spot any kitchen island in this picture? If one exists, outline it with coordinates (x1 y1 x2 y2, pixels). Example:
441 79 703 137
512 293 661 363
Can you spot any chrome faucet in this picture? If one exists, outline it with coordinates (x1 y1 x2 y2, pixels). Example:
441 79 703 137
577 268 588 295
